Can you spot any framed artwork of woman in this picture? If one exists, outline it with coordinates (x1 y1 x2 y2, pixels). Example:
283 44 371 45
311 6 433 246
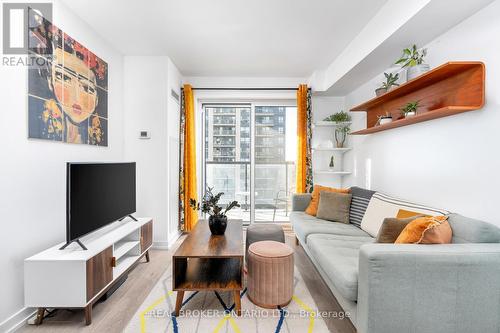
28 9 108 146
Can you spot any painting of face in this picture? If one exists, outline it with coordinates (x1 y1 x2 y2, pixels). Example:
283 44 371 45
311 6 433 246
28 9 108 146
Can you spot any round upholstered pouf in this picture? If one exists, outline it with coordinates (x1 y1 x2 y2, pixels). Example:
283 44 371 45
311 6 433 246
247 240 294 308
245 224 285 260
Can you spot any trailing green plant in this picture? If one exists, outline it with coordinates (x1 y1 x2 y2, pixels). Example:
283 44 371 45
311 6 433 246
381 72 400 89
395 44 427 68
190 187 240 217
400 101 421 117
324 111 351 123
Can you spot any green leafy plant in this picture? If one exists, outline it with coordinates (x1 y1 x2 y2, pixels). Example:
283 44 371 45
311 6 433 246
324 111 351 123
395 44 427 68
190 187 240 217
400 101 421 117
381 72 400 89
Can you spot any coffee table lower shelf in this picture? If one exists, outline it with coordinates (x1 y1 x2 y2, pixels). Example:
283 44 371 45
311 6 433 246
173 257 243 315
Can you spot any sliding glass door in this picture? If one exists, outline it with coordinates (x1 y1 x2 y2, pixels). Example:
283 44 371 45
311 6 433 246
202 102 296 224
253 104 297 223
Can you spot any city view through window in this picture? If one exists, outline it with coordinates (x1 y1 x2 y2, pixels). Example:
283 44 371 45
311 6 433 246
203 104 297 223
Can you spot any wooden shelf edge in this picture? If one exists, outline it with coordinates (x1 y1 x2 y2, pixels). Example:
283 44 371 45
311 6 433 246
350 61 485 112
351 106 480 135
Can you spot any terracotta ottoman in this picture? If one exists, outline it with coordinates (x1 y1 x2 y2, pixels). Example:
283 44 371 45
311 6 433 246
247 240 294 308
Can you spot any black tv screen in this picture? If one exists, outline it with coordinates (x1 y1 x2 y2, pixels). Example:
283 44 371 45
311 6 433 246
66 162 136 243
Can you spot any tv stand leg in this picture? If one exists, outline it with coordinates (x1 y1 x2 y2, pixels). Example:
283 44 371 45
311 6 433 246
85 304 92 325
35 308 46 325
145 250 150 263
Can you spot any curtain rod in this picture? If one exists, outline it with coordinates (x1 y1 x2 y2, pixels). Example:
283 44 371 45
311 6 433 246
188 87 311 91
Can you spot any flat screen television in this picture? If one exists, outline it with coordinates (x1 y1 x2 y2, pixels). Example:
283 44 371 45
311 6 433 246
62 162 136 250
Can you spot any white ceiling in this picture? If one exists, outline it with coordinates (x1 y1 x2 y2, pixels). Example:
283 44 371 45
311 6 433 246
59 0 388 77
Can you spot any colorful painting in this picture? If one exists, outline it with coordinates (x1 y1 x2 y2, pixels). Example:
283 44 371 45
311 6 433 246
28 9 108 146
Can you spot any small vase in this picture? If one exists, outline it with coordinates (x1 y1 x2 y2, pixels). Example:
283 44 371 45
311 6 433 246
379 117 393 125
375 87 387 97
334 130 347 148
406 64 430 81
405 111 416 118
208 215 227 235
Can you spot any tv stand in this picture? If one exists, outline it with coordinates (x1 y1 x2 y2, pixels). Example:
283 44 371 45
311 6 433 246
59 239 88 251
25 217 153 326
119 214 138 222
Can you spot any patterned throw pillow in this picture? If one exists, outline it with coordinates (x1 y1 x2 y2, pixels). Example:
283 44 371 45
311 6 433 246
305 185 350 216
349 187 376 228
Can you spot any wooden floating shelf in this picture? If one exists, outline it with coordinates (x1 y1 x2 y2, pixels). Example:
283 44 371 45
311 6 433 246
350 62 485 135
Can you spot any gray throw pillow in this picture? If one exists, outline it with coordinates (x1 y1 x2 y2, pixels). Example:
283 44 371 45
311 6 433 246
316 191 352 224
375 216 422 243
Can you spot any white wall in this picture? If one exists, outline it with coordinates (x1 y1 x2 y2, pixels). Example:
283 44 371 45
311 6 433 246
123 56 182 248
344 0 500 225
166 58 182 244
0 1 125 330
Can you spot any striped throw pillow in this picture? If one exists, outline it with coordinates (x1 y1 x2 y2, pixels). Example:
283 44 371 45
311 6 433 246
361 192 449 237
349 187 376 228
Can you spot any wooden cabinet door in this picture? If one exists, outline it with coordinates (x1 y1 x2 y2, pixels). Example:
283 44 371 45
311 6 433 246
86 247 113 302
141 221 153 253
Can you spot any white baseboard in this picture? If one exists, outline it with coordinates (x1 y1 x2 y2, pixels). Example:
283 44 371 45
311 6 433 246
0 307 36 333
168 230 182 247
152 241 169 250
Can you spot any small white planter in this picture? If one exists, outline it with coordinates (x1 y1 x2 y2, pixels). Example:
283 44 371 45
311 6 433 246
405 111 417 118
379 117 393 125
407 64 430 81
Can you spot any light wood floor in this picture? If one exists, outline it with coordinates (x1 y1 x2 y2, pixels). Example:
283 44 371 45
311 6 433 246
19 232 356 333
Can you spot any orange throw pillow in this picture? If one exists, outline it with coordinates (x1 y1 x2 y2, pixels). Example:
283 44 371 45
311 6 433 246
395 216 452 244
305 185 350 216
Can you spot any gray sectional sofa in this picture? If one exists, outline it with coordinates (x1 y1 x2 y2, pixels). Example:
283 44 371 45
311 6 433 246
291 191 500 333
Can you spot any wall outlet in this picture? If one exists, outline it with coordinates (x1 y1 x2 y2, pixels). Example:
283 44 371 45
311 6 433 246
139 130 150 139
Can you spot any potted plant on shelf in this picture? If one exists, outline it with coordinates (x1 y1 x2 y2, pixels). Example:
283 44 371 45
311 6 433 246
334 124 350 148
395 44 429 81
400 101 421 118
189 187 240 235
323 110 352 124
376 112 393 126
375 72 400 96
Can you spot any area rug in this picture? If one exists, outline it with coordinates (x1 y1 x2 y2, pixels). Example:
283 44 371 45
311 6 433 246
124 267 330 333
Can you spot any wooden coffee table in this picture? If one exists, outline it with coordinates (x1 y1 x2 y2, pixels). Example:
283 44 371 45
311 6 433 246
173 219 243 315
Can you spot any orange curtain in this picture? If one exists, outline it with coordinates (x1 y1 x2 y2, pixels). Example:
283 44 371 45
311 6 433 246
296 84 313 193
182 84 198 231
296 84 308 193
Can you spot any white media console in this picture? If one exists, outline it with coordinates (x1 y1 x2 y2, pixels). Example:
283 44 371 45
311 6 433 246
24 217 153 325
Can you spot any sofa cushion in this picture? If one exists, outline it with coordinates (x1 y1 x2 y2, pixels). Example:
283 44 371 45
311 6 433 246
395 216 452 244
316 192 352 223
290 212 371 244
305 185 350 216
349 186 376 228
375 216 421 243
307 234 373 301
361 192 449 237
448 213 500 243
